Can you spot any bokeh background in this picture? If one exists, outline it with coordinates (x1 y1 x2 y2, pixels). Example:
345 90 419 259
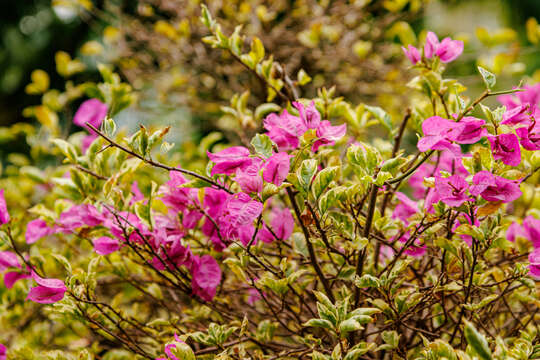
1 0 540 147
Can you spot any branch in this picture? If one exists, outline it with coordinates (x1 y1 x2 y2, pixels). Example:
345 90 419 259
86 123 233 194
286 187 335 303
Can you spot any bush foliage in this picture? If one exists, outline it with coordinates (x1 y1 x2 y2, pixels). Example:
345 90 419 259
0 3 539 360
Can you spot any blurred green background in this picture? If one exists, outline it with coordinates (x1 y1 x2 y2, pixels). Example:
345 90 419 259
1 0 540 129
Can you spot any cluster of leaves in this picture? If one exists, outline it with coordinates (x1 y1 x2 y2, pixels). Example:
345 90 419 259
0 3 539 360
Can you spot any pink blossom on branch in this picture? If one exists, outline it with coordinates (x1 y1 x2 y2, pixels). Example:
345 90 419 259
417 116 461 154
423 31 463 63
487 133 521 166
0 343 5 360
402 45 421 64
207 146 252 176
4 271 31 289
27 272 67 304
501 105 531 125
392 192 418 222
73 98 108 129
469 171 522 203
434 175 471 207
263 110 306 150
506 221 526 243
93 236 121 255
446 116 486 144
26 219 53 244
294 100 321 129
191 255 221 301
515 121 540 151
235 158 263 194
424 31 439 59
523 215 540 248
313 120 347 152
0 189 9 225
0 251 20 271
529 248 540 278
263 152 291 186
435 37 464 63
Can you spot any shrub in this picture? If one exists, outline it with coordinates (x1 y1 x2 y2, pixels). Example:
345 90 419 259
0 5 539 360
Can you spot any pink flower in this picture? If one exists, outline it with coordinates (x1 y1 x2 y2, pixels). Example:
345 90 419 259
501 105 531 125
247 287 262 305
516 84 540 108
26 219 53 244
417 116 461 154
57 204 104 232
207 146 252 176
402 45 421 64
73 99 108 129
220 193 263 240
93 236 121 255
447 116 486 144
263 110 306 150
27 272 67 304
424 31 439 59
469 171 522 203
529 248 540 278
506 221 526 243
263 152 291 186
392 192 419 222
423 31 463 63
424 188 440 214
294 101 321 129
159 171 197 212
236 158 263 194
0 251 20 271
191 255 221 301
131 181 145 203
154 235 194 270
435 175 471 207
313 120 347 152
4 271 31 289
0 343 5 360
270 208 294 241
523 216 540 248
488 133 521 166
435 37 464 63
0 189 9 225
81 134 98 152
515 121 540 151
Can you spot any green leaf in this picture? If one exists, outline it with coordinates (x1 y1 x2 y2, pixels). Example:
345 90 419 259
381 330 400 349
297 159 318 192
297 69 312 86
339 318 363 334
52 253 72 274
312 166 339 199
311 351 330 360
464 320 493 360
251 133 274 158
365 105 392 133
102 117 116 137
303 318 334 330
354 274 380 288
478 66 496 90
52 139 78 162
254 103 281 121
251 37 265 63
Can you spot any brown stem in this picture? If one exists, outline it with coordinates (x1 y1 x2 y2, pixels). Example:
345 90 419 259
86 123 233 194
